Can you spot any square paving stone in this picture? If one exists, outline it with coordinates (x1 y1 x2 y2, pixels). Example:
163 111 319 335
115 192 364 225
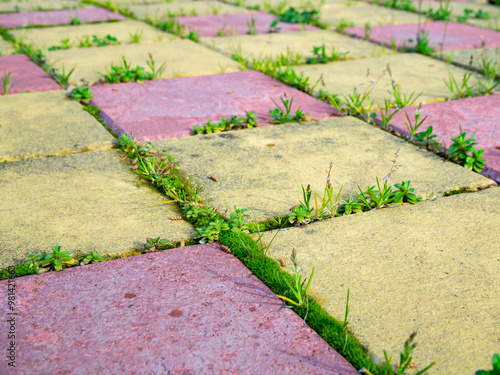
0 90 115 162
381 95 500 182
10 20 168 50
127 1 247 20
175 11 318 37
261 187 500 375
0 244 358 374
0 0 80 13
0 149 196 268
90 70 338 141
291 53 489 106
0 7 125 28
0 38 14 54
0 54 59 94
345 22 500 51
152 116 494 221
320 4 425 28
45 39 241 85
202 30 393 62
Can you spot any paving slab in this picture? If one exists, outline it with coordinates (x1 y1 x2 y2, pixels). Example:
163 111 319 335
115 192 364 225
90 70 338 141
10 20 168 49
176 11 319 37
152 116 494 221
0 90 115 162
0 244 358 374
411 0 500 20
202 30 393 61
345 22 500 51
381 95 500 182
0 38 14 55
0 7 126 28
0 149 196 268
45 39 241 85
444 46 500 75
0 54 59 94
261 187 500 375
0 0 80 13
127 1 247 20
466 16 500 30
319 4 425 28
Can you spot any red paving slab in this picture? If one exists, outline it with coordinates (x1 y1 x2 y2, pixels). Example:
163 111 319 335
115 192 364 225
0 244 358 374
0 7 125 28
0 54 59 94
381 94 500 182
90 70 339 141
176 11 318 37
344 22 500 51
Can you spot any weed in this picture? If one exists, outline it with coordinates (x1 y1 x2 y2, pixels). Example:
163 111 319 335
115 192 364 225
391 181 421 204
193 112 258 134
269 93 310 124
448 127 485 172
377 98 400 130
402 104 428 141
415 126 440 152
405 30 435 55
129 29 144 43
306 44 349 64
144 237 171 251
229 206 250 233
364 22 371 40
197 217 229 243
100 54 166 83
476 353 500 375
2 69 13 95
425 0 452 21
246 16 257 35
269 19 281 33
49 65 76 89
383 0 415 11
216 24 227 36
387 64 421 108
276 247 315 307
92 34 120 47
80 251 103 265
278 7 320 25
69 85 93 101
337 197 364 215
48 37 72 51
15 42 45 65
31 246 75 272
70 16 82 25
187 30 200 42
336 18 355 33
289 204 312 225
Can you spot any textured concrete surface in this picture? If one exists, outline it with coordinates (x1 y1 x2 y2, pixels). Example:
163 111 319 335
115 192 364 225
0 149 195 267
413 0 500 19
445 47 500 76
383 95 500 182
10 20 167 49
345 22 500 51
320 4 425 28
0 244 358 375
261 187 500 375
0 7 125 28
153 117 494 221
292 53 488 106
128 1 246 19
46 39 241 85
90 70 338 141
0 91 115 162
0 0 80 13
0 54 59 94
202 30 393 61
0 38 14 54
176 12 318 37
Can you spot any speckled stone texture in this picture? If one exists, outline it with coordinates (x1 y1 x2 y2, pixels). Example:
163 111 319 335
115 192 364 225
175 12 318 37
0 54 59 94
0 244 358 375
344 21 500 51
382 95 500 182
90 70 339 141
0 7 125 28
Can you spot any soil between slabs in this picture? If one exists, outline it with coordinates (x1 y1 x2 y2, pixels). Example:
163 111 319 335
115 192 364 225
0 244 358 374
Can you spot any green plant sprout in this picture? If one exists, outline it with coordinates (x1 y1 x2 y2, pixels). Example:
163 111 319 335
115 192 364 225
192 112 258 134
405 30 435 55
92 34 120 47
415 126 441 152
387 64 421 108
448 126 485 172
276 247 315 306
2 69 13 95
48 37 71 51
377 98 400 130
100 54 166 83
402 104 428 141
268 19 281 33
70 16 81 25
269 93 310 124
187 30 200 42
247 15 257 34
81 251 103 265
277 7 320 25
306 44 349 64
364 22 372 40
69 85 93 101
129 30 144 43
336 18 355 33
144 237 171 251
443 70 477 98
49 65 76 89
30 246 76 272
476 353 500 375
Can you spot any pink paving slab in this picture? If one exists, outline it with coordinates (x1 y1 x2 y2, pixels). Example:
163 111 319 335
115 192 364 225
175 11 319 37
0 7 125 28
0 54 59 94
344 22 500 51
0 244 358 374
90 70 339 141
381 94 500 182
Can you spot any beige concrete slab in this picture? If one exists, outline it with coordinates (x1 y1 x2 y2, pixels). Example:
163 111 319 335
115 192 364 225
0 90 115 162
46 39 241 85
412 1 500 19
0 38 14 54
292 53 490 106
127 1 246 20
0 0 80 13
153 117 494 221
467 16 500 30
202 30 393 62
261 187 500 375
444 47 500 76
10 20 169 50
320 4 425 28
0 149 196 268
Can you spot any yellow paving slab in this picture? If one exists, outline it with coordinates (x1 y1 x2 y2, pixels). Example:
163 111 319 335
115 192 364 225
261 187 500 375
0 149 196 268
0 38 14 54
0 0 80 13
0 90 115 162
153 117 494 222
46 39 241 85
444 47 499 77
10 20 168 50
292 53 490 106
202 30 392 62
127 1 246 20
412 1 500 19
